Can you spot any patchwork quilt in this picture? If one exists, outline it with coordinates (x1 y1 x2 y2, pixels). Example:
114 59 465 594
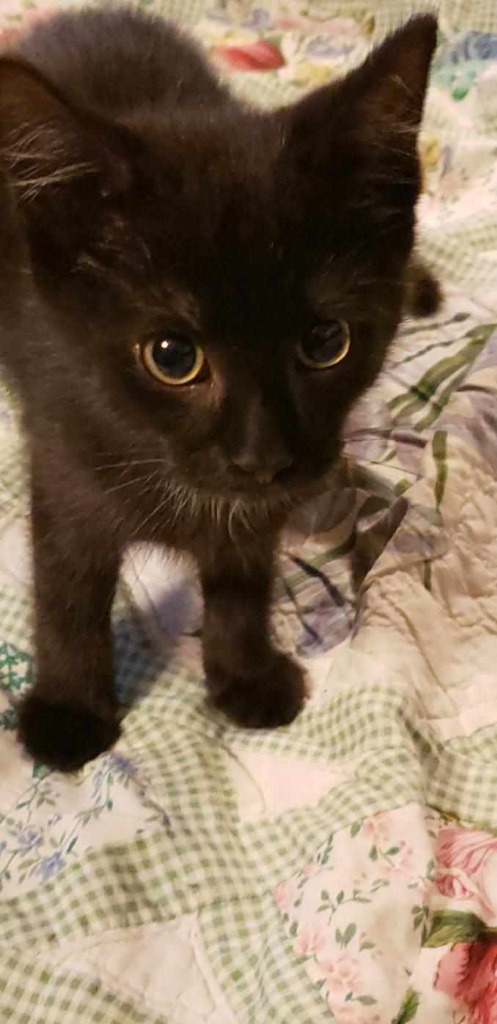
1 1 497 1022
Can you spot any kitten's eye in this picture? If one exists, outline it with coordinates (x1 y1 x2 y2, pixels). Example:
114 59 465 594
142 336 206 385
298 320 350 369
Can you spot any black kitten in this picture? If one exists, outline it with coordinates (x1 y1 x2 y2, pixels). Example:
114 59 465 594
0 7 439 770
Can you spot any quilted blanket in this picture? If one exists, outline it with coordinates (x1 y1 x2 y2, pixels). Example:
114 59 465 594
1 1 497 1022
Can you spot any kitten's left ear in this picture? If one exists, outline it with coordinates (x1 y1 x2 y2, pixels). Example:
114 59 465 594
0 58 132 246
284 15 437 188
346 14 437 133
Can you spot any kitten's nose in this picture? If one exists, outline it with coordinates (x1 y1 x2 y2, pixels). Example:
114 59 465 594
228 392 293 484
232 448 292 484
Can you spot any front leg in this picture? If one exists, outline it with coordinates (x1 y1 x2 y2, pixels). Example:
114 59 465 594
199 531 306 728
18 474 121 771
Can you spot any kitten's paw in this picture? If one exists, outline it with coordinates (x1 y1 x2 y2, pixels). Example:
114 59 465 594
18 695 121 772
208 652 306 729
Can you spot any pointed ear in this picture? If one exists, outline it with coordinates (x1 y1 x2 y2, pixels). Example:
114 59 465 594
350 14 437 132
0 58 131 248
284 15 437 211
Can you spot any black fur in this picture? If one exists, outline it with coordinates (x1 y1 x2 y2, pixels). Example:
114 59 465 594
0 7 440 770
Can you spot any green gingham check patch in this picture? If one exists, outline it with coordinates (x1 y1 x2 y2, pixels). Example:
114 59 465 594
0 0 497 1021
0 951 166 1024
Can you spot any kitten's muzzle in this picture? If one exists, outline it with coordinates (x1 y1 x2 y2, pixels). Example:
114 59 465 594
231 447 293 485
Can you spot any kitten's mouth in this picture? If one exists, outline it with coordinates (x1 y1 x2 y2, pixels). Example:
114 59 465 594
214 458 340 507
170 453 342 523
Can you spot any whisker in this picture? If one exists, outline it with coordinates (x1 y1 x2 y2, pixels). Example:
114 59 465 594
102 471 164 497
95 459 167 473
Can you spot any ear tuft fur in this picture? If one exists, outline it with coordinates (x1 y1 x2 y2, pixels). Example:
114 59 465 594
0 58 130 220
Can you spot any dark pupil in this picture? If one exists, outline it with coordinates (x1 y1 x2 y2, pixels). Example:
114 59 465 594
153 337 196 378
305 321 344 362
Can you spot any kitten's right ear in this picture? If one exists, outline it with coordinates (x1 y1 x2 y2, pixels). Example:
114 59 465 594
0 58 131 243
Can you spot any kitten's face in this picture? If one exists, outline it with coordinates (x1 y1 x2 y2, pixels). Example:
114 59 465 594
84 116 405 503
0 16 436 509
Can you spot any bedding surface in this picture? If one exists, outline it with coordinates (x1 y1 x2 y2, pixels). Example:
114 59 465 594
1 2 497 1022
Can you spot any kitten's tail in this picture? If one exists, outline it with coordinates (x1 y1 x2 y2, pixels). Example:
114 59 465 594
404 256 443 318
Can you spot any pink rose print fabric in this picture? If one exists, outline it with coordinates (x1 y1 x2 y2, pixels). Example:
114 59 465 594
435 941 497 1024
1 4 497 1024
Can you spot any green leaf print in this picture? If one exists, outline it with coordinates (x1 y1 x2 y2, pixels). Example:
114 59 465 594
342 923 356 947
423 559 432 591
432 431 448 509
391 987 419 1023
388 324 495 422
424 910 493 948
416 369 467 430
0 643 32 693
0 708 17 732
